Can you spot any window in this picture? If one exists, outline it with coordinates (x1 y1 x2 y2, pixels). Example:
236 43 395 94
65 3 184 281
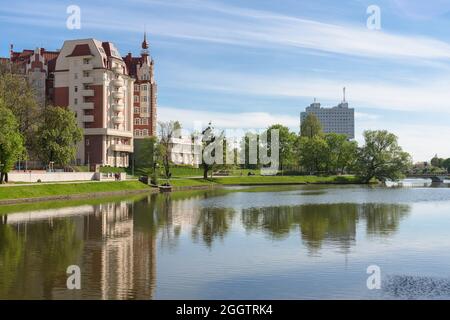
83 58 90 64
142 85 147 91
134 84 139 91
74 98 78 105
141 96 147 102
142 107 149 113
74 86 78 93
135 129 141 136
142 118 149 125
74 73 78 79
134 95 139 102
134 107 140 114
142 129 148 136
134 118 141 125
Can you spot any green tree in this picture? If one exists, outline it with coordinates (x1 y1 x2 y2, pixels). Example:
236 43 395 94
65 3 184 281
133 136 156 174
0 102 25 184
324 133 358 174
298 135 329 173
157 121 182 179
355 130 412 183
36 106 82 167
0 73 40 157
200 123 224 179
301 113 323 138
263 124 297 172
430 154 443 168
442 158 450 173
240 132 260 169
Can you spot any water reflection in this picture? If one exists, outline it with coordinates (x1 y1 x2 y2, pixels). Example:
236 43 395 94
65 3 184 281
0 185 448 299
0 198 157 299
242 203 410 254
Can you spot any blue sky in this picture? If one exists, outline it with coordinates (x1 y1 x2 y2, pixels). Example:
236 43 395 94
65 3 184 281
2 0 450 161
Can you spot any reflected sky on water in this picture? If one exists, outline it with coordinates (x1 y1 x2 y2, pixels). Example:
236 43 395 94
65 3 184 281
1 182 450 299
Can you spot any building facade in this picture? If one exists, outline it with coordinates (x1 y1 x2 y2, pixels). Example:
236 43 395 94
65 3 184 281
169 136 202 168
4 34 158 168
300 92 355 139
54 39 134 167
123 33 157 139
7 46 59 105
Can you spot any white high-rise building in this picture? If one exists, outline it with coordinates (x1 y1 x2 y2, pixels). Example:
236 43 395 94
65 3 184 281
300 88 355 139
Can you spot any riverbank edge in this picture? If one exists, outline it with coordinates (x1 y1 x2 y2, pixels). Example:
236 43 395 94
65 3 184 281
0 176 374 205
0 187 157 205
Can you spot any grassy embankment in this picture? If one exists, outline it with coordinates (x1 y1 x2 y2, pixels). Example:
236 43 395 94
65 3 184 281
164 175 362 187
0 173 364 203
0 181 152 201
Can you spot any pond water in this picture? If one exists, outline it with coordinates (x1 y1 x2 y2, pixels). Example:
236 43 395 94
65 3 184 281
1 181 450 299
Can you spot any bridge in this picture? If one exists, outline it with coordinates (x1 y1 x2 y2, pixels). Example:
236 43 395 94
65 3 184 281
407 174 450 183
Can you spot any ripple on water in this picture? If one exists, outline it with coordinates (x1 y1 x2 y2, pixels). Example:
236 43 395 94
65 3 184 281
383 275 450 299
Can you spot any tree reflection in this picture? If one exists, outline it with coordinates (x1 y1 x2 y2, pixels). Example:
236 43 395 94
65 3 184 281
191 208 235 248
0 223 25 297
242 203 410 253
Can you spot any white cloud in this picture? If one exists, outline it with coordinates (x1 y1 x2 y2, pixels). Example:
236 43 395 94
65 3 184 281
4 0 450 62
165 67 450 114
159 106 299 130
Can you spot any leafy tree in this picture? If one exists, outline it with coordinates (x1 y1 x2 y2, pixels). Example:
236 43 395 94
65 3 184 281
157 121 181 179
324 133 358 174
298 135 329 173
430 155 443 168
36 106 82 167
240 132 259 169
263 124 298 172
200 122 224 179
0 73 40 157
133 136 157 173
442 158 450 173
0 102 25 184
301 113 323 138
355 130 412 183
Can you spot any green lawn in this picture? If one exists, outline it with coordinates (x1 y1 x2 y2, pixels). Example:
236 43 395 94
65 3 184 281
160 178 214 187
164 175 362 188
209 175 361 185
0 181 151 201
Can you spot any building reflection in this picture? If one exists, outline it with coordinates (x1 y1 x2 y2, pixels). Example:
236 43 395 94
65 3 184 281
0 198 157 300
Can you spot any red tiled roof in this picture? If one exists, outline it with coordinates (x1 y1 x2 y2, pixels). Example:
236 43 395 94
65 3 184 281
101 42 112 57
66 44 93 57
123 53 142 77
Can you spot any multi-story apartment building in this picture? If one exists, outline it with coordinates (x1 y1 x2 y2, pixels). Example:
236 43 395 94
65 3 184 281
169 136 202 168
300 89 355 139
123 33 157 139
3 34 158 168
54 39 134 167
6 45 59 105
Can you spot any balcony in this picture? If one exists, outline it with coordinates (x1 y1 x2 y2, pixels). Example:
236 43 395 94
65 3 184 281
113 66 123 74
81 63 93 71
112 78 124 87
113 103 124 113
80 102 94 109
110 144 133 153
83 115 94 122
81 89 94 96
82 76 94 84
112 115 124 125
112 91 124 99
